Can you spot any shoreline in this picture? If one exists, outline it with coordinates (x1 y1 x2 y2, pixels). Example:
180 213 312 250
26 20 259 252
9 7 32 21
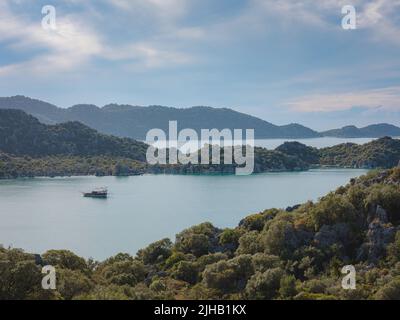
0 165 373 181
1 136 398 179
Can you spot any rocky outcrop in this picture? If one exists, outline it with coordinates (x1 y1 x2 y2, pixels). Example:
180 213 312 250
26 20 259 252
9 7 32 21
357 205 397 264
314 223 352 250
286 204 301 212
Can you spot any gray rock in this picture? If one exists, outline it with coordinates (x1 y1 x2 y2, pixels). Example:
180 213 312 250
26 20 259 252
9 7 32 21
286 204 301 212
375 205 389 224
367 204 389 224
314 223 351 249
357 206 396 264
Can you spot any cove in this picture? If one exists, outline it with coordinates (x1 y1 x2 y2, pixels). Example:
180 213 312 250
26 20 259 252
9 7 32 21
0 168 368 259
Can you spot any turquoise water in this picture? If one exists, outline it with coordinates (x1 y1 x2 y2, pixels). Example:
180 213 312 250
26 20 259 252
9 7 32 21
0 169 368 260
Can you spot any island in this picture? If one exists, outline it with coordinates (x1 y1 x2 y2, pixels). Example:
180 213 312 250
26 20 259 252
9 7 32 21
1 109 400 179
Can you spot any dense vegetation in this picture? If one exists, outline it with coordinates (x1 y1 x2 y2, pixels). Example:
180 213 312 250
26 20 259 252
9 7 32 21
322 124 400 138
0 109 147 160
0 148 309 179
2 167 400 300
276 138 400 169
319 137 400 168
0 109 309 178
0 153 147 179
1 109 400 179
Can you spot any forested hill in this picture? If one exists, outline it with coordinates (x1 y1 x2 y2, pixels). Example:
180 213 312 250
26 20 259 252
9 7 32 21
319 137 400 168
322 124 400 138
0 109 148 161
0 109 312 177
272 138 400 169
0 95 320 139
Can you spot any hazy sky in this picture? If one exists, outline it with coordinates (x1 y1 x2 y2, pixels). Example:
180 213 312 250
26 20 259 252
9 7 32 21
0 0 399 130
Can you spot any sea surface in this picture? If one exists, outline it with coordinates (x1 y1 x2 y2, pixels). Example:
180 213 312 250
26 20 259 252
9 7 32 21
0 168 368 260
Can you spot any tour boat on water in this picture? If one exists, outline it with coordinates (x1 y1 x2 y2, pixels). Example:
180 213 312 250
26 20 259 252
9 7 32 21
82 187 108 199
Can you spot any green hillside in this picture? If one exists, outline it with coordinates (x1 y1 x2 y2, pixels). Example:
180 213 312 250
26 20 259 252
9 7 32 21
0 109 148 160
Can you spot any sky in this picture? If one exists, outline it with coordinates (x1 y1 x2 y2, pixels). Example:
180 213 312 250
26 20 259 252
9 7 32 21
0 0 399 130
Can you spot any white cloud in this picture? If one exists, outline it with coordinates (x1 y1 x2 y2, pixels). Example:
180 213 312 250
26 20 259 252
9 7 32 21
286 86 400 112
1 0 400 79
103 42 194 69
246 0 400 45
0 0 195 76
0 2 103 75
358 0 400 45
105 0 188 23
250 0 331 28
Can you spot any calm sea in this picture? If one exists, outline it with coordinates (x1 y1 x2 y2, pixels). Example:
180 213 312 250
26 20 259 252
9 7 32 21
0 168 368 260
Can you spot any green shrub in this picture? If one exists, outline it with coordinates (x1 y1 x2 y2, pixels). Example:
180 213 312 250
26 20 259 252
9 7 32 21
245 268 284 300
137 238 172 265
171 261 199 284
365 185 400 224
219 228 242 249
100 260 147 286
202 255 254 293
251 253 281 272
56 268 93 300
279 275 297 299
374 278 400 300
310 194 358 229
42 250 88 272
175 223 219 257
236 231 263 255
261 219 301 259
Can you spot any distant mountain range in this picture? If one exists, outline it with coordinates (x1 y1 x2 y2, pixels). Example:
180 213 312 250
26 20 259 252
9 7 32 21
0 95 399 139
